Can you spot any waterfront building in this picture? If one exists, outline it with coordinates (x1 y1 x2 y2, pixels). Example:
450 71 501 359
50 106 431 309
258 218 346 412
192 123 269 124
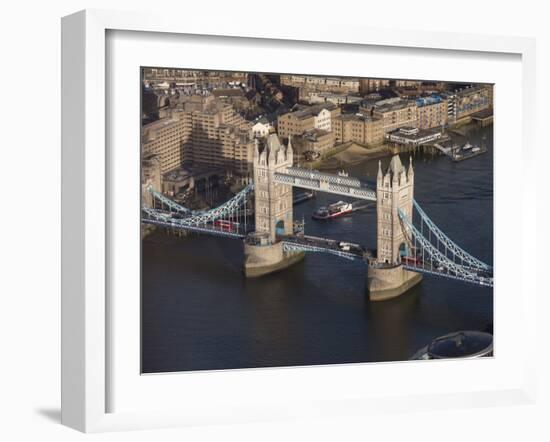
142 118 189 174
372 99 418 133
277 103 340 138
332 113 384 146
142 95 254 177
277 110 314 138
415 95 448 129
454 85 492 119
443 85 492 123
292 128 335 155
386 126 443 146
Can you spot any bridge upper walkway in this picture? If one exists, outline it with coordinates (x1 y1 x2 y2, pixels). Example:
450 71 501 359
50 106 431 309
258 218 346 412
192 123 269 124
274 167 377 201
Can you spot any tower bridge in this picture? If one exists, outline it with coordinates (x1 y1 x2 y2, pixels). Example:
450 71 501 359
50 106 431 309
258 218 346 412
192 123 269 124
143 133 492 300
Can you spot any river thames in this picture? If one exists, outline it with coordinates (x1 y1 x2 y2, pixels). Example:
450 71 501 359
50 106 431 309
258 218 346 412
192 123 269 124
142 125 493 373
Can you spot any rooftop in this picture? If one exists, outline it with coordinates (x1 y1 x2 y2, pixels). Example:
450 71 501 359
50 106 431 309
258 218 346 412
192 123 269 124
299 128 331 141
142 117 179 132
374 99 416 113
338 112 378 122
387 127 442 141
287 102 338 119
212 88 244 98
455 84 490 97
415 94 443 107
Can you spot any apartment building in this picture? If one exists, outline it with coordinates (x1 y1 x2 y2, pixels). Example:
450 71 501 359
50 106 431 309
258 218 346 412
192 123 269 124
277 103 341 138
455 85 492 119
142 95 254 177
372 99 418 133
293 129 335 155
359 79 390 94
415 96 448 129
142 118 189 174
280 75 359 93
332 114 384 146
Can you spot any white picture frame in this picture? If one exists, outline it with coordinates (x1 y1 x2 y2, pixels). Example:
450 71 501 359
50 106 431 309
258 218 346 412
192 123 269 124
61 9 537 433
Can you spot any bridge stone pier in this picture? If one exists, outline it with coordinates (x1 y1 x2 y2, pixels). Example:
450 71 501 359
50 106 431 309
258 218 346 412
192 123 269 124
244 134 304 277
367 156 422 300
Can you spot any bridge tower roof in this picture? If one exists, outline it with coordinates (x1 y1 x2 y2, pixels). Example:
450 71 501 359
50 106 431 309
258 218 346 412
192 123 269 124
387 154 404 176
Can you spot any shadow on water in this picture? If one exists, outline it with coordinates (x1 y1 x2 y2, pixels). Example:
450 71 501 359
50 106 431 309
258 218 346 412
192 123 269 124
363 285 423 361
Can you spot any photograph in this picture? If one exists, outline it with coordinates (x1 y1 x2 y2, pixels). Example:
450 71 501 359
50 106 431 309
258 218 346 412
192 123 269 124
140 68 494 373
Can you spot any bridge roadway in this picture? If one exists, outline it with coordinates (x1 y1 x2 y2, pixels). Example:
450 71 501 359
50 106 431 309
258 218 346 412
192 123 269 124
402 262 493 287
274 167 377 201
142 218 247 239
143 215 373 261
279 234 373 262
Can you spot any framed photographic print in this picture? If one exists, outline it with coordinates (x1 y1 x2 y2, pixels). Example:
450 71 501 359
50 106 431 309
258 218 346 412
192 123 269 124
62 9 537 432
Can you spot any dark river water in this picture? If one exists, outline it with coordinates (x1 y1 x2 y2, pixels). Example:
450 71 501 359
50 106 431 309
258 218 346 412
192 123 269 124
142 125 493 373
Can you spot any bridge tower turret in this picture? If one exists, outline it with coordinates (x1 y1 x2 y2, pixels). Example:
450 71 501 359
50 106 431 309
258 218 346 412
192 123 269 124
376 155 414 264
252 133 294 243
244 134 302 277
368 154 421 300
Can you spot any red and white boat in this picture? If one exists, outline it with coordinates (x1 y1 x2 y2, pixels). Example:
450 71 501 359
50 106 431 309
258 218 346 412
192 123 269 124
312 201 353 220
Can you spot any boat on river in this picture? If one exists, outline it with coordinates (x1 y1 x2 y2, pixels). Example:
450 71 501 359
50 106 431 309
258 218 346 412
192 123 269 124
312 201 353 220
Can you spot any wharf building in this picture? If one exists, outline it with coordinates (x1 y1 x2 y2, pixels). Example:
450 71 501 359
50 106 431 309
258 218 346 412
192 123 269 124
415 95 448 129
443 84 493 123
291 128 335 156
372 99 418 133
454 84 492 119
332 113 384 146
141 95 255 179
277 103 341 138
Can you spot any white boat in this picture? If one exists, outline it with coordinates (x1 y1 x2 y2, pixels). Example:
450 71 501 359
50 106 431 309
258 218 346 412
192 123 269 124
312 201 353 220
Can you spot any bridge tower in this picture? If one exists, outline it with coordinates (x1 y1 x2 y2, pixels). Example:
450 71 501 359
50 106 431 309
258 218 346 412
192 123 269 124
368 155 422 300
252 133 294 243
244 134 304 277
376 155 414 264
